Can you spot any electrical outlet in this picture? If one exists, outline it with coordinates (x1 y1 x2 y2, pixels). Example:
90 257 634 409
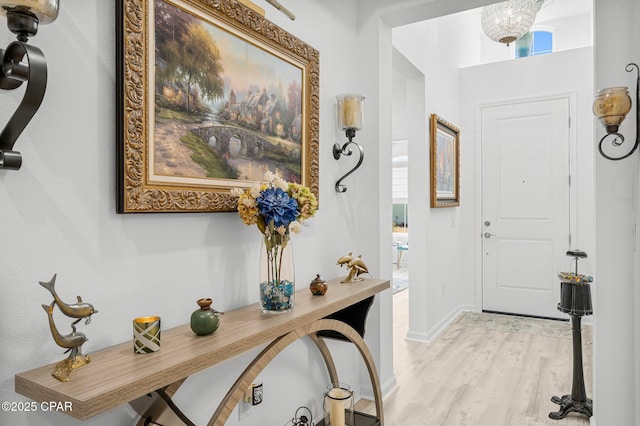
238 398 252 421
238 382 262 421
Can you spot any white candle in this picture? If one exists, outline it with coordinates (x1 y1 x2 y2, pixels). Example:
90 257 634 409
328 387 346 426
342 96 359 129
337 94 364 130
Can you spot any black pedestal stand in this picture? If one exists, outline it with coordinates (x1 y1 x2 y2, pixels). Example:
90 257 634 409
549 250 593 420
549 315 593 419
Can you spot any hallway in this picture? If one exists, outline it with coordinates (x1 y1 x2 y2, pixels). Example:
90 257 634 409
358 289 592 425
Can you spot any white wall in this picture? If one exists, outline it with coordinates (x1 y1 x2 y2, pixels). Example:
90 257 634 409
391 68 408 141
393 18 473 341
394 19 461 121
353 5 396 400
541 13 592 52
594 0 640 424
0 1 394 425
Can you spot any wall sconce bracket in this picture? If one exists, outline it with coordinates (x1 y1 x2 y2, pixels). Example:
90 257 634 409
0 39 47 170
333 129 364 193
6 9 40 41
596 63 640 161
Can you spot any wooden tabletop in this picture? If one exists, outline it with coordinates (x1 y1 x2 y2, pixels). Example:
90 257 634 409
15 278 390 420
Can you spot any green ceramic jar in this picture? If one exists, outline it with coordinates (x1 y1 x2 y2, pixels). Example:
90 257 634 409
190 298 220 336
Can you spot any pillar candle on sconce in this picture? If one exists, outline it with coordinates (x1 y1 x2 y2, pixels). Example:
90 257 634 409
0 0 59 170
333 94 365 193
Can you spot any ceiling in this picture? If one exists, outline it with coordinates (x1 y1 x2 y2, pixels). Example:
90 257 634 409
536 0 593 22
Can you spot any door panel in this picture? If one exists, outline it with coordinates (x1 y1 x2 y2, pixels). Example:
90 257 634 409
482 98 570 319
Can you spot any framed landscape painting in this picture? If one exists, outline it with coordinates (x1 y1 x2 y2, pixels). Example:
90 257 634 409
430 114 460 208
116 0 320 213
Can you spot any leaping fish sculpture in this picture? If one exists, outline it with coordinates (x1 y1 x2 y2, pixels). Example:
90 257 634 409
41 301 91 382
39 273 97 325
336 252 354 266
337 252 369 283
41 302 88 351
39 274 95 382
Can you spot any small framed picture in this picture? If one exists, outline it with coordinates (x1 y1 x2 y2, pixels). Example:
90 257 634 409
430 114 460 208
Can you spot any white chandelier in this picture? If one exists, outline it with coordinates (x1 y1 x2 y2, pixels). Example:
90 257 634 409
481 0 538 46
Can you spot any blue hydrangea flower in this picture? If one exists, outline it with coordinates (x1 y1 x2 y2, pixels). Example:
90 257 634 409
256 187 299 228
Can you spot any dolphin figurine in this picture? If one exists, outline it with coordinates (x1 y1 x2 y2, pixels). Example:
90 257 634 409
39 274 97 325
336 252 353 267
41 302 88 352
343 255 367 282
348 255 369 276
337 252 370 283
42 301 91 381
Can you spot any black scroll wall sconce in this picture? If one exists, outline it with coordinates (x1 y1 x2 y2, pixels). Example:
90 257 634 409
333 93 365 192
0 0 59 171
592 63 640 161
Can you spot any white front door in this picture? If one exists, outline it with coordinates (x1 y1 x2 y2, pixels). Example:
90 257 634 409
481 98 571 319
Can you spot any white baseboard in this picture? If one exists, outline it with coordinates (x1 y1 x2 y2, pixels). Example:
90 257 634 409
380 375 398 399
406 330 431 343
359 375 398 401
406 304 476 343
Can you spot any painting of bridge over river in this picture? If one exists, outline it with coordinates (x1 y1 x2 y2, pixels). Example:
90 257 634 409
151 0 305 185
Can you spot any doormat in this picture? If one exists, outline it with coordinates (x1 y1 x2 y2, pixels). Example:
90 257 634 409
392 277 408 294
456 311 572 339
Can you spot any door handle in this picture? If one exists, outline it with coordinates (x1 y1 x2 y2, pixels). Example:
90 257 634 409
484 232 496 238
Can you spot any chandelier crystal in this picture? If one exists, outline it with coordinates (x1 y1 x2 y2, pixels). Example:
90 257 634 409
481 0 538 46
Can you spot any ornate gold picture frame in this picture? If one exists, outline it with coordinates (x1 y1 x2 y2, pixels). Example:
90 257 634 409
116 0 320 213
430 113 460 208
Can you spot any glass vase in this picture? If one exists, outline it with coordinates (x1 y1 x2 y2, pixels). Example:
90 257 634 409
259 232 295 313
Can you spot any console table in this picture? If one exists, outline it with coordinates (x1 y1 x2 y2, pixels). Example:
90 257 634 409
15 278 389 425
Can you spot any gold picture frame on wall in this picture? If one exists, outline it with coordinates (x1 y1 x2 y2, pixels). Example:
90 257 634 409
116 0 320 213
430 113 460 208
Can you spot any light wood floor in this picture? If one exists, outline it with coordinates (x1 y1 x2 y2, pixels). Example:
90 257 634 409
357 289 593 425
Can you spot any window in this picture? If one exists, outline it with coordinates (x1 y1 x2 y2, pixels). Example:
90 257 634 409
531 30 553 55
392 166 408 200
515 30 553 58
392 140 409 233
392 167 409 232
393 203 409 233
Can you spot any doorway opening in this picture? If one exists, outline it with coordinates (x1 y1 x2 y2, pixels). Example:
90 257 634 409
389 0 593 340
392 139 409 294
